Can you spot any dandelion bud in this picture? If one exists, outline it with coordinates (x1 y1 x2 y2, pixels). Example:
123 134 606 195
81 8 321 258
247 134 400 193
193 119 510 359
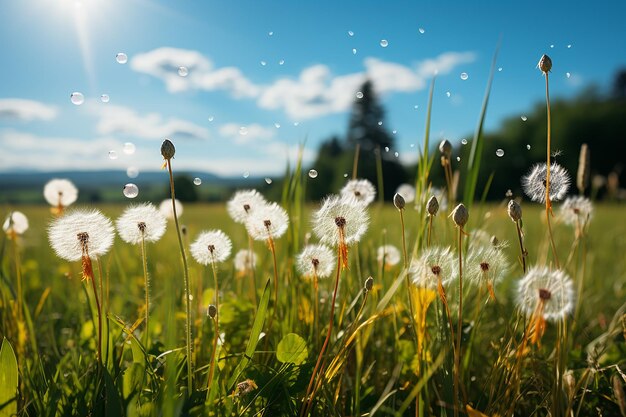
161 139 175 160
577 143 590 194
538 54 552 73
507 200 522 222
427 196 439 216
207 304 217 318
451 203 468 227
393 193 405 210
439 139 452 158
364 276 374 292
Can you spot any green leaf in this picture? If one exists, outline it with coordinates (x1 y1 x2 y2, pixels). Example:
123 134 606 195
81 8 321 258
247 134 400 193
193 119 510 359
276 333 308 365
0 338 18 417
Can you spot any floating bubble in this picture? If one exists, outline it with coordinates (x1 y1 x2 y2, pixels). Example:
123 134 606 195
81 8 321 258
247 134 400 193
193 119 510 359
178 66 188 77
384 146 390 152
521 116 527 121
380 39 389 48
278 59 285 65
260 60 267 66
243 171 250 178
496 149 505 157
108 150 118 160
116 53 128 64
308 169 318 178
460 72 469 80
446 91 451 98
377 121 383 126
293 122 299 126
126 166 139 178
343 173 348 178
264 177 272 184
123 142 136 155
498 67 503 72
566 72 571 78
193 177 202 186
394 151 399 157
274 122 281 128
123 183 139 198
414 105 419 109
550 44 554 48
392 130 397 134
410 143 415 148
461 139 468 145
348 30 354 37
567 44 572 48
100 94 110 103
268 31 274 36
70 92 84 105
352 48 357 55
356 91 363 99
526 144 531 150
419 28 425 34
239 126 248 135
208 116 214 122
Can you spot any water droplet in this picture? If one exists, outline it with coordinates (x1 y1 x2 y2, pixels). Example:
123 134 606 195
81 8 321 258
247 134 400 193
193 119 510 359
264 177 272 184
377 121 383 126
343 173 348 178
496 149 505 157
193 177 202 186
278 59 285 65
418 28 425 34
348 30 354 37
178 66 188 77
384 146 390 152
392 130 397 134
414 105 419 109
526 144 531 150
446 91 451 98
208 116 214 122
356 91 363 99
116 53 128 64
352 48 357 55
123 142 136 155
260 60 267 66
243 171 250 178
239 126 248 135
521 116 527 121
123 183 139 198
567 44 572 48
394 151 399 157
293 122 299 126
410 143 415 148
498 67 503 72
460 72 469 80
268 31 274 36
380 39 389 48
566 72 571 78
274 122 281 128
126 166 139 178
100 94 110 103
470 376 476 382
456 156 461 162
550 44 554 48
70 92 84 105
461 139 468 145
308 169 318 178
108 150 118 160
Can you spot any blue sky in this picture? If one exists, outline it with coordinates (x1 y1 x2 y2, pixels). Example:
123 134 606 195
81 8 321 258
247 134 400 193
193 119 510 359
0 0 624 178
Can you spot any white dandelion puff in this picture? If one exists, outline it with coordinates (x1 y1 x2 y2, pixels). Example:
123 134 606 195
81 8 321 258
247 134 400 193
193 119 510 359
227 189 267 224
116 203 167 244
395 184 416 204
3 211 29 235
245 202 289 241
465 246 510 299
44 179 78 212
559 196 593 226
340 179 377 206
159 198 184 220
517 266 574 322
296 244 336 279
48 209 115 262
471 229 492 248
377 245 401 267
409 246 457 290
522 163 571 203
190 230 232 265
234 249 257 273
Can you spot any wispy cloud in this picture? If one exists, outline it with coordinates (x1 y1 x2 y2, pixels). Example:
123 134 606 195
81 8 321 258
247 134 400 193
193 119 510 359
89 103 210 140
0 99 58 121
130 47 476 119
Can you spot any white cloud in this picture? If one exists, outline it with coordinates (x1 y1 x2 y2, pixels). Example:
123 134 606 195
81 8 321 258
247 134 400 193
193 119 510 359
218 123 276 145
0 99 58 121
130 47 260 97
91 103 210 140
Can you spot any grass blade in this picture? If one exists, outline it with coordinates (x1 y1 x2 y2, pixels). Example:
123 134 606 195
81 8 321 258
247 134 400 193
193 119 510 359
0 338 18 417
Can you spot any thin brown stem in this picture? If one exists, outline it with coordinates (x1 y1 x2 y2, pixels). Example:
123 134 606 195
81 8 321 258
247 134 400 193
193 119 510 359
515 220 527 273
140 234 150 347
247 234 257 305
352 143 361 179
544 73 560 269
454 227 464 417
88 262 102 366
206 259 219 399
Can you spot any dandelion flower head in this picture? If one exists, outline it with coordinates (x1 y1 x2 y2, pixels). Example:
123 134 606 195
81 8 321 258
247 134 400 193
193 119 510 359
559 196 593 226
234 249 257 273
296 244 336 279
190 230 232 265
465 246 509 288
377 244 401 267
44 178 78 209
227 189 267 224
3 211 29 235
159 198 184 220
409 246 457 290
48 209 115 261
116 203 167 244
340 179 377 206
517 266 574 321
312 195 369 247
395 183 416 204
522 163 571 203
245 202 289 241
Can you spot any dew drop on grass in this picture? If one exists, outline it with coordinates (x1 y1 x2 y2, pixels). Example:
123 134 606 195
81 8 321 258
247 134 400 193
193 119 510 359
521 116 528 121
126 166 139 178
308 169 318 178
460 72 469 80
461 139 468 145
419 28 425 34
239 126 248 135
526 144 531 150
193 177 202 186
496 149 505 157
108 150 118 160
116 53 128 64
566 72 571 78
100 94 110 103
123 183 139 198
123 142 135 155
178 66 188 77
265 177 273 184
70 92 84 105
243 171 250 178
380 39 389 48
352 48 357 55
348 30 354 37
274 122 281 128
356 91 363 99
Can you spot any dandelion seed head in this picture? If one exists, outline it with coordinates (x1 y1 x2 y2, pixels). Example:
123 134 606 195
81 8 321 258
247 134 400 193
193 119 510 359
377 245 401 267
340 179 377 206
522 163 571 203
116 203 167 244
559 196 593 226
465 246 509 286
226 189 267 224
190 230 232 265
3 211 29 235
471 229 492 248
409 246 457 290
48 209 114 261
516 266 574 321
158 199 184 220
312 195 369 247
296 244 335 278
245 202 289 241
44 179 78 208
395 183 416 204
234 249 257 272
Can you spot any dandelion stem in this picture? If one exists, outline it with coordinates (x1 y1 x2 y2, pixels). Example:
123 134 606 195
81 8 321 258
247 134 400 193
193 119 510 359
166 158 193 395
140 233 150 348
453 226 464 417
248 234 257 305
352 143 360 179
544 72 560 269
206 259 219 400
427 216 433 247
88 262 103 366
515 220 527 273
